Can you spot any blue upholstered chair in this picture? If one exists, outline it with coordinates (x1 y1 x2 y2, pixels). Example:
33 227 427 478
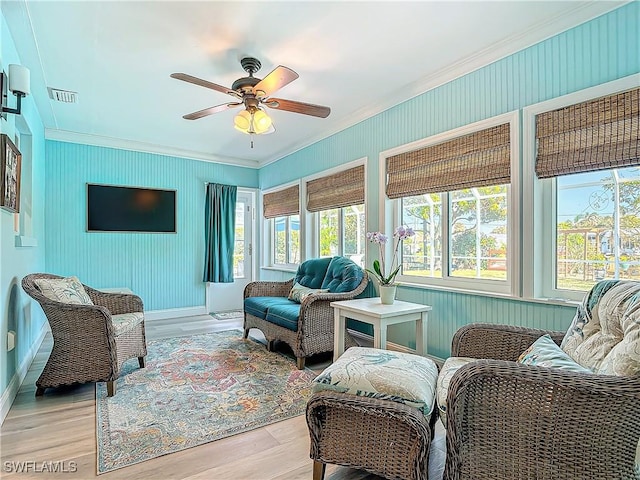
243 256 368 369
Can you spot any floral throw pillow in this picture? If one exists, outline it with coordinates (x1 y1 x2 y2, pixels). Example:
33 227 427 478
287 282 328 303
34 276 94 305
518 334 591 373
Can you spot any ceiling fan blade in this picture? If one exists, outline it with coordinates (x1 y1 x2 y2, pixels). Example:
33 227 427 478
170 73 241 98
183 102 242 120
266 98 331 118
253 66 299 97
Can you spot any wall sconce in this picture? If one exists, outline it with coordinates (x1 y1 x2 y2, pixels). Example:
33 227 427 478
1 64 31 118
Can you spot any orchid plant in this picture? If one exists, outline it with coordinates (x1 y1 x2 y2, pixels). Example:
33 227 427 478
365 226 415 286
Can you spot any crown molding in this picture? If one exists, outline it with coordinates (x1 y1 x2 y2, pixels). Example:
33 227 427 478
256 1 627 168
44 129 260 169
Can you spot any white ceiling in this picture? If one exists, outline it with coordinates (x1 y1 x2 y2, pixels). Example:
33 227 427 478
2 1 624 168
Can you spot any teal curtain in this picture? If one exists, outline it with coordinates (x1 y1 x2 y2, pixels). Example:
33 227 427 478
203 183 237 283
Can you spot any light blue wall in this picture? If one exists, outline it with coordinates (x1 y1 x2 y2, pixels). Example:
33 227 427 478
0 13 47 397
45 141 258 311
1 3 637 408
259 3 639 358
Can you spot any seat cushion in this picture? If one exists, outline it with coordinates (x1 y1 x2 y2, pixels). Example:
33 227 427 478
436 356 476 426
562 280 640 375
244 296 293 320
111 312 144 336
264 303 301 331
321 256 364 293
295 257 332 289
34 276 93 305
313 346 438 415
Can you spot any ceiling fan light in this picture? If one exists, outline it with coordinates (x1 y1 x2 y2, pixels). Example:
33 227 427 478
234 110 252 131
234 124 250 135
253 109 272 134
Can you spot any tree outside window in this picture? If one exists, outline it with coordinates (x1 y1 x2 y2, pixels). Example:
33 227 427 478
556 166 640 291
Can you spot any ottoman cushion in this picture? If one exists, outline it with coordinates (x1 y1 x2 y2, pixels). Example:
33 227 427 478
312 346 438 415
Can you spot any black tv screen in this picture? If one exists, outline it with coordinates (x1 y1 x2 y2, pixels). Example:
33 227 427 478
87 184 176 233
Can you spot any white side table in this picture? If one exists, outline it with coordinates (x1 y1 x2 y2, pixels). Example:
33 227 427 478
331 297 432 361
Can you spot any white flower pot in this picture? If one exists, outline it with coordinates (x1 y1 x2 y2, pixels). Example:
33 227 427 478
379 285 397 305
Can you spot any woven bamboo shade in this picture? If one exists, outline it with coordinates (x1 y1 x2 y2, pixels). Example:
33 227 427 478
535 88 640 179
386 124 511 198
306 165 365 212
263 185 299 219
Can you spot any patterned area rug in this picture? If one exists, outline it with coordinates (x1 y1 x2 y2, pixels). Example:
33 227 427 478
96 330 316 474
210 310 243 320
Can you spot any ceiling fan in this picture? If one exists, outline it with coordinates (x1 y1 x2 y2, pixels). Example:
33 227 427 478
171 57 330 138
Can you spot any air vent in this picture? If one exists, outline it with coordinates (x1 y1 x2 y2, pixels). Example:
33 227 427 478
48 87 78 104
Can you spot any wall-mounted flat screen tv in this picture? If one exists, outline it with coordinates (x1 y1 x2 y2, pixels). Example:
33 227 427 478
87 184 177 233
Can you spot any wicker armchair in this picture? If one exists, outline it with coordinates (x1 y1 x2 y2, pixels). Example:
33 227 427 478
243 257 368 369
443 323 640 480
22 273 147 397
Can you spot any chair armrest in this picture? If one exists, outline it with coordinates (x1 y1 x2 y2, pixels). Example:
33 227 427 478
85 286 144 315
300 274 369 308
451 323 565 361
42 302 116 338
444 360 640 479
244 278 294 298
300 289 362 308
297 276 369 332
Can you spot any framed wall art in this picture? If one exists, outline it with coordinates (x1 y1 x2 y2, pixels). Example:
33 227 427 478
1 134 21 213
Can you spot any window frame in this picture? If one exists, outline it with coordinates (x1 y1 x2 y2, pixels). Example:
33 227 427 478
522 74 640 302
380 111 521 296
316 204 366 263
272 214 300 266
303 158 367 261
262 181 302 270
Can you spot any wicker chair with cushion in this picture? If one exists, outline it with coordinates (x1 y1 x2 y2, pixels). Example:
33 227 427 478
438 280 640 480
306 347 440 480
243 256 368 369
22 273 147 397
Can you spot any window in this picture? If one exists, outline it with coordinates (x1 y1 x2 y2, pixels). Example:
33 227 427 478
401 193 442 277
555 167 640 292
273 214 300 265
307 164 366 267
318 205 365 266
525 80 639 301
263 184 300 267
401 186 508 280
343 204 366 265
318 209 339 257
233 201 245 277
386 114 518 294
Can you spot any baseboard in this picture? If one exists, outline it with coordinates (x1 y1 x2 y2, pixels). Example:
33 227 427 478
1 323 49 425
145 306 208 321
347 328 445 366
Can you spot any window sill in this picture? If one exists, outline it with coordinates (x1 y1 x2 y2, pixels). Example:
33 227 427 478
397 281 578 308
14 236 38 247
261 265 298 274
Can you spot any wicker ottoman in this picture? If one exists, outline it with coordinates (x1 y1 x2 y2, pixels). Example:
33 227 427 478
306 347 439 480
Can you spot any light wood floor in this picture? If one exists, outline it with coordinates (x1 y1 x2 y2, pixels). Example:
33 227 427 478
0 314 445 480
